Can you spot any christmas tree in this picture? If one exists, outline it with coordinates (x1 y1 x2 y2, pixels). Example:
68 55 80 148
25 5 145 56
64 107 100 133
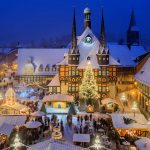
40 103 47 114
79 61 99 105
12 133 22 149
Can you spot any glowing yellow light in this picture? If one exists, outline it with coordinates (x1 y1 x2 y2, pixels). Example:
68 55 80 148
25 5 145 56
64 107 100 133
134 81 137 85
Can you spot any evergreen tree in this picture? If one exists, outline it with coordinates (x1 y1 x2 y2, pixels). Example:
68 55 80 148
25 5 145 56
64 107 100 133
40 103 47 114
79 61 99 105
68 103 77 115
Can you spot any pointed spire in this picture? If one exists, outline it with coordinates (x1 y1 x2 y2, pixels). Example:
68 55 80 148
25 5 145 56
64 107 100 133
129 9 136 29
99 8 106 48
69 8 78 54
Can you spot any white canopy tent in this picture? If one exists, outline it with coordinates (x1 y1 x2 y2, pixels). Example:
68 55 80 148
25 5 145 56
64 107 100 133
135 137 150 150
73 134 90 143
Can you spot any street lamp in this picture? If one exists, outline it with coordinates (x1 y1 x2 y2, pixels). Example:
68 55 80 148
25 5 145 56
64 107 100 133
121 94 127 113
132 101 138 117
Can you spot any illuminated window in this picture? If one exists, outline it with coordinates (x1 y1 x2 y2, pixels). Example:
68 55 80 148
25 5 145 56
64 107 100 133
45 64 50 71
102 86 106 92
52 65 57 71
39 64 43 72
85 35 92 43
102 70 106 76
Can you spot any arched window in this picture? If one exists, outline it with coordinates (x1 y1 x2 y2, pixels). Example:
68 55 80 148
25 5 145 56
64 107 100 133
39 64 43 72
52 65 57 71
45 64 50 71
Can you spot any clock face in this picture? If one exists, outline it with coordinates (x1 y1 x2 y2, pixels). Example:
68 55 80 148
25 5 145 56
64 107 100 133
85 35 92 43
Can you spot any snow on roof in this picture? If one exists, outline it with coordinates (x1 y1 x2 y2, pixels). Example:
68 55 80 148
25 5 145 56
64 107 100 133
57 55 68 65
111 113 150 129
48 74 60 87
17 48 68 75
77 27 101 69
0 115 26 126
43 94 74 102
73 134 90 143
135 57 150 86
0 122 14 136
84 7 90 13
28 139 83 150
135 137 150 150
101 98 118 105
109 55 121 66
108 43 146 67
17 29 146 72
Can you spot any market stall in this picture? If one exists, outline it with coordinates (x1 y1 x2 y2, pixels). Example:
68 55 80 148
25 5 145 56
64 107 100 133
0 88 29 115
111 113 150 137
43 94 74 109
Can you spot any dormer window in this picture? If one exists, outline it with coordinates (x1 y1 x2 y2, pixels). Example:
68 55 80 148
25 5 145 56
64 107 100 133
45 64 50 72
52 65 57 71
39 64 43 72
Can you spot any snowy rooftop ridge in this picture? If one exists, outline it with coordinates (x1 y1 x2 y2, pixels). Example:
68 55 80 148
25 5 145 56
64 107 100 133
27 139 83 150
135 137 150 150
135 57 150 86
48 74 60 87
17 48 68 75
111 113 150 129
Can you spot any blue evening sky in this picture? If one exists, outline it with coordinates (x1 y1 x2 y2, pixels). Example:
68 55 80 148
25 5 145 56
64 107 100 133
0 0 149 46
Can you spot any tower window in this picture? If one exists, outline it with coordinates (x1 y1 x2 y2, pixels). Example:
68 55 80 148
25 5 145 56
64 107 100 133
85 35 92 43
73 57 75 60
103 57 105 60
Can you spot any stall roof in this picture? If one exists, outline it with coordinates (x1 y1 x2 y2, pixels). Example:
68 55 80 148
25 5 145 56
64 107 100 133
135 137 150 150
101 98 118 105
111 113 150 130
73 134 90 143
0 123 14 136
43 94 74 102
0 115 26 126
28 139 83 150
